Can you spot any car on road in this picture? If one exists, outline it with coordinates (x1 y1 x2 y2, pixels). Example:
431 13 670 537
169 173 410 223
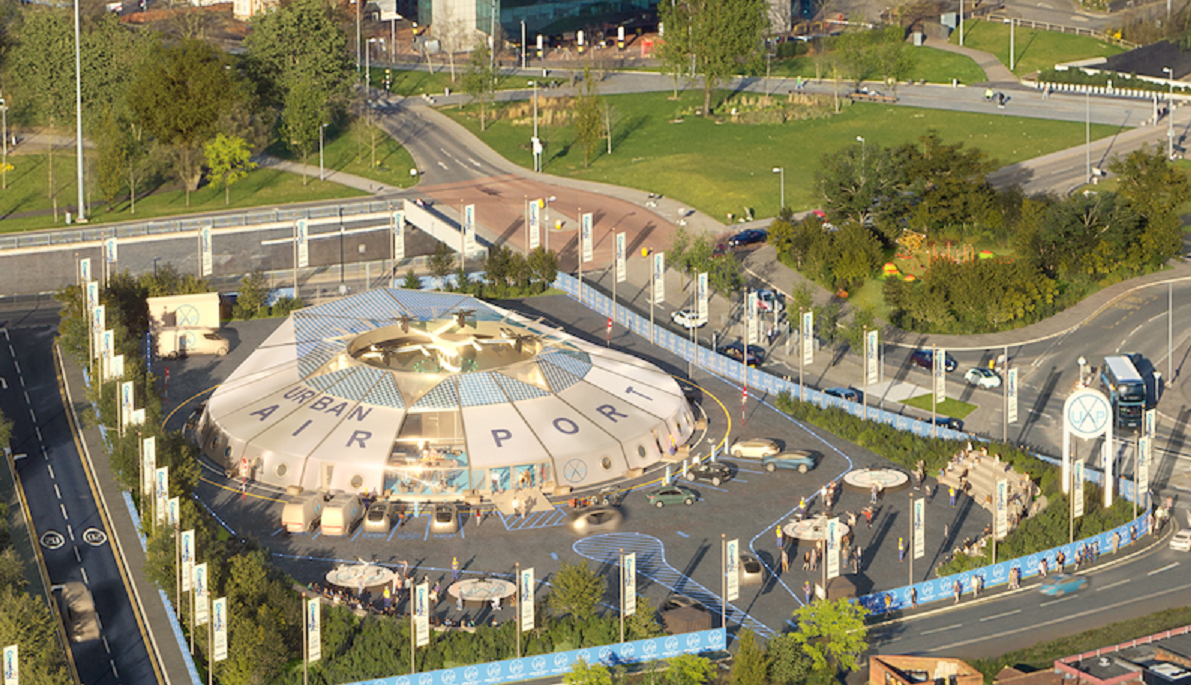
740 553 764 585
824 386 863 403
930 415 965 431
363 501 393 533
731 438 780 459
572 506 624 534
670 309 705 329
1170 529 1191 552
646 485 697 508
762 450 817 473
59 582 101 642
1038 573 1088 597
687 461 732 486
720 341 765 367
910 349 958 372
964 367 1003 389
753 289 785 313
728 229 768 248
431 503 459 534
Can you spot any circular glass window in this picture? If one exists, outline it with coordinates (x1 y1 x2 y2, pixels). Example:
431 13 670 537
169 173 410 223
637 445 647 459
224 446 231 457
275 463 288 477
350 475 364 489
601 456 613 470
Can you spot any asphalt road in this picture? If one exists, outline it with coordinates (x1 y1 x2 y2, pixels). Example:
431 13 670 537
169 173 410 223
0 323 154 685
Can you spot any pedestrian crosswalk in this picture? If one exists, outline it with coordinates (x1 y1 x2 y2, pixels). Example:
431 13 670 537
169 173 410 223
573 533 774 637
497 506 570 531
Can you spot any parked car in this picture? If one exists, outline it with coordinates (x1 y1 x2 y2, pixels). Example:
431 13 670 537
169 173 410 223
728 229 768 247
930 416 965 431
739 553 764 585
646 485 697 508
824 387 863 403
721 341 765 367
687 461 732 486
1170 529 1191 552
571 506 624 534
670 309 705 329
430 503 459 534
730 438 779 459
965 367 1003 389
753 289 785 313
910 349 958 372
762 450 817 473
362 501 393 533
1038 573 1088 597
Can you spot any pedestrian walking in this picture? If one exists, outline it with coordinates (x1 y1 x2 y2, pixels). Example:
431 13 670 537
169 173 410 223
953 579 962 604
1113 531 1121 554
855 546 863 572
871 483 879 505
457 591 464 611
865 507 874 529
949 486 957 507
781 548 790 574
384 586 392 610
452 556 460 581
777 525 785 549
803 580 812 604
802 551 810 571
899 537 905 562
884 593 893 612
852 548 860 574
910 587 918 609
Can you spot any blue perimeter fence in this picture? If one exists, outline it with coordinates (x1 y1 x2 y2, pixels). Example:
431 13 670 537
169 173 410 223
552 273 1152 617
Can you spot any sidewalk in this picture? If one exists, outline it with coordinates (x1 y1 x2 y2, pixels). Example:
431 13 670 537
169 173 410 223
255 154 402 195
924 37 1021 86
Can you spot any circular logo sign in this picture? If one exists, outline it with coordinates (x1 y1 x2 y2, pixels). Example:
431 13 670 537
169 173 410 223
464 667 479 683
509 660 524 675
665 637 679 651
82 528 108 546
1064 389 1111 439
564 460 588 483
643 640 658 655
441 671 456 685
532 657 546 672
554 654 569 668
40 531 64 550
486 664 501 678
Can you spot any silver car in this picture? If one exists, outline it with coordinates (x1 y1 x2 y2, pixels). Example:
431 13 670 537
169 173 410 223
431 503 459 534
730 438 779 459
362 501 393 533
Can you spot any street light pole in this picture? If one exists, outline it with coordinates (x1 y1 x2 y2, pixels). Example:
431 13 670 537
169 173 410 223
1085 91 1091 183
73 0 86 222
521 21 527 69
1 97 7 190
772 167 784 211
1164 67 1174 160
356 0 362 74
319 123 328 181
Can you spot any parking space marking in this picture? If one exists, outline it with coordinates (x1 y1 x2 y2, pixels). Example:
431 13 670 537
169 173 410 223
921 623 963 636
675 531 689 538
350 527 364 542
1148 562 1180 576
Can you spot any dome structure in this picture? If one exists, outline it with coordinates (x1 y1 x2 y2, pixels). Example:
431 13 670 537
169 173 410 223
198 289 696 499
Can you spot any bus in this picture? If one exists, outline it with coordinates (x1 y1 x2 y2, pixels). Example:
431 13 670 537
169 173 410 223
1100 355 1146 428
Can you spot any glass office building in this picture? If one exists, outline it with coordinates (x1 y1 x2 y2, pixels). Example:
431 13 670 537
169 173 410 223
418 0 656 36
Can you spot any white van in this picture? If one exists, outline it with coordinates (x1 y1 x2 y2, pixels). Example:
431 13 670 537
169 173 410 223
282 491 324 533
157 327 230 359
320 494 363 537
58 582 100 642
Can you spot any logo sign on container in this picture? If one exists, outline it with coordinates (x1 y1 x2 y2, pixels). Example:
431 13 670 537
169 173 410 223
213 597 228 662
79 257 91 285
1007 367 1018 424
1142 434 1153 463
104 237 118 265
296 219 310 268
1138 445 1149 502
865 330 879 386
1073 461 1085 519
393 211 405 263
747 295 758 346
697 273 708 324
1145 408 1156 437
307 597 321 663
194 563 209 625
181 529 195 593
652 253 665 305
463 204 476 254
86 280 99 312
520 567 535 632
581 213 593 263
142 437 156 503
3 644 16 685
121 380 134 429
995 480 1008 539
108 354 124 382
913 497 925 559
826 517 840 580
623 552 636 617
167 496 180 528
801 311 814 366
415 583 430 647
529 201 541 251
155 466 169 525
200 224 213 277
933 348 946 404
615 233 626 283
725 539 739 601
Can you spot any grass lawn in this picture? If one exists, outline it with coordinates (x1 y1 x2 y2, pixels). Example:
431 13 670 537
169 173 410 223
768 46 986 85
268 121 418 189
902 394 978 418
949 19 1125 76
0 153 367 233
445 90 1122 220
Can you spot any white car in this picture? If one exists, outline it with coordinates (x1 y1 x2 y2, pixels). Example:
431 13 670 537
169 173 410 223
730 438 779 459
1170 530 1191 552
964 367 1002 389
670 309 705 329
754 289 785 314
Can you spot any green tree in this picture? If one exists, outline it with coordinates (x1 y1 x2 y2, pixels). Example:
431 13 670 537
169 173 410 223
834 31 877 90
127 39 243 204
839 303 878 353
96 108 127 209
815 141 910 242
0 548 26 591
233 271 270 319
767 633 815 685
709 252 744 299
429 243 456 284
730 629 769 685
875 27 916 95
901 131 998 233
80 12 153 129
657 0 769 115
625 596 664 640
242 0 352 111
403 268 422 289
528 247 559 291
565 659 612 685
280 74 327 185
572 64 604 167
789 597 870 676
656 0 694 98
1109 144 1190 268
665 654 715 685
547 560 603 621
0 587 71 685
461 39 496 131
204 133 256 204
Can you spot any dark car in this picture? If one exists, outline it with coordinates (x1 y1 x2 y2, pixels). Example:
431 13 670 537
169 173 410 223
910 349 958 373
721 341 765 367
728 229 768 247
687 461 732 486
824 386 863 403
930 416 965 431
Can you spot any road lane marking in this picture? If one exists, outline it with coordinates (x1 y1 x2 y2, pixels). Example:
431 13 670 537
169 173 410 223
28 408 35 423
980 609 1022 622
47 464 54 479
1148 562 1180 576
81 567 89 585
1097 578 1129 592
23 390 30 404
35 427 42 442
74 547 81 562
1040 595 1075 607
921 623 963 636
67 525 74 540
60 503 69 520
110 660 118 678
54 484 61 499
12 359 19 374
102 636 111 653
